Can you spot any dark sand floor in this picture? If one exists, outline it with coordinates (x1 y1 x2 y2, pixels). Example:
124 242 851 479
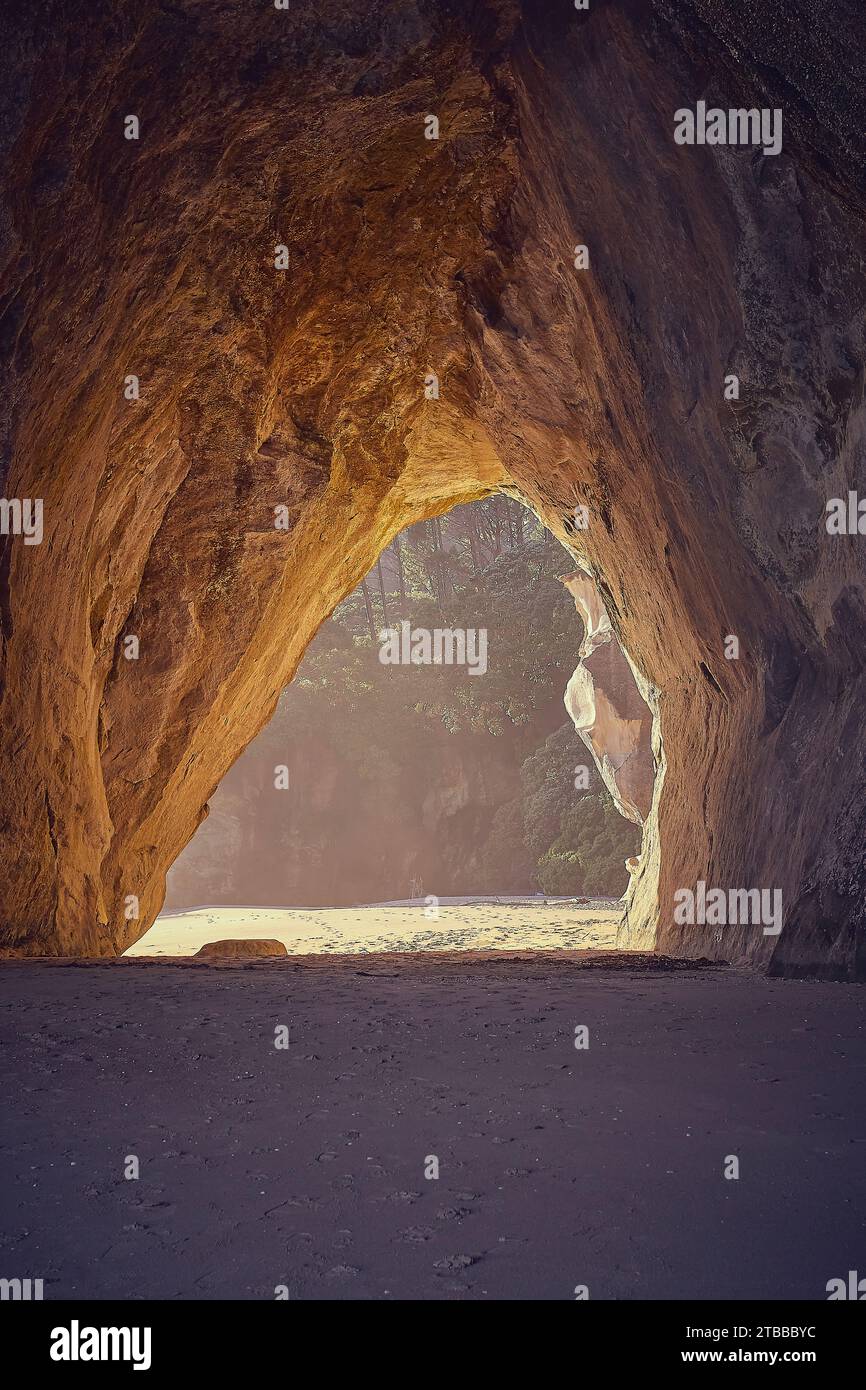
2 953 865 1301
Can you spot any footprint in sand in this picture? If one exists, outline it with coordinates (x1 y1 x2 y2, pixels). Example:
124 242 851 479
400 1226 434 1243
434 1253 479 1271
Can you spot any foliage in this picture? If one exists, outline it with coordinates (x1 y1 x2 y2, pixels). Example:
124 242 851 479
267 502 641 898
514 722 641 896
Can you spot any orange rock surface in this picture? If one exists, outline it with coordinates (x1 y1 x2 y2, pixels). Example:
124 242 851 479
1 1 865 975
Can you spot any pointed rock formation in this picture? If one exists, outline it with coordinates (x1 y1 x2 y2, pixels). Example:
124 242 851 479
561 570 654 827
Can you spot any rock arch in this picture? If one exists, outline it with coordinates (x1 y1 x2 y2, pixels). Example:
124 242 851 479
1 0 865 975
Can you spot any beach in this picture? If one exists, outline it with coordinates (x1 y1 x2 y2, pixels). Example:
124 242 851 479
127 899 622 957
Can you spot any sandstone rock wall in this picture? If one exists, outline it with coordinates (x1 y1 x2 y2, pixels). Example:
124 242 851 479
560 567 657 944
1 1 865 975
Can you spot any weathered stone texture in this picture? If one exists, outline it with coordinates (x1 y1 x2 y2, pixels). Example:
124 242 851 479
1 1 864 975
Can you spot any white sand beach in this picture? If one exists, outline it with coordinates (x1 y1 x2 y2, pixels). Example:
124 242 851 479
126 899 622 957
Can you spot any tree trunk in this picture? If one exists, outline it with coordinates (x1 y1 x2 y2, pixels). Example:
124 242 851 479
360 576 377 641
393 533 406 607
376 555 390 628
433 516 448 599
468 507 481 575
428 522 439 597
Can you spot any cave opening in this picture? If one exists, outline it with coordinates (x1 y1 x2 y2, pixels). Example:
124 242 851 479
128 498 660 959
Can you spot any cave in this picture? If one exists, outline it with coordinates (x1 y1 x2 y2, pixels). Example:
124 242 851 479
1 0 866 981
6 0 866 1325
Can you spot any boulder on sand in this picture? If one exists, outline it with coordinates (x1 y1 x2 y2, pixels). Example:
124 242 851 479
194 939 288 959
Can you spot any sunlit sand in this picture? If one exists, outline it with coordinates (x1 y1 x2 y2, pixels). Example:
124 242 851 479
126 898 622 956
